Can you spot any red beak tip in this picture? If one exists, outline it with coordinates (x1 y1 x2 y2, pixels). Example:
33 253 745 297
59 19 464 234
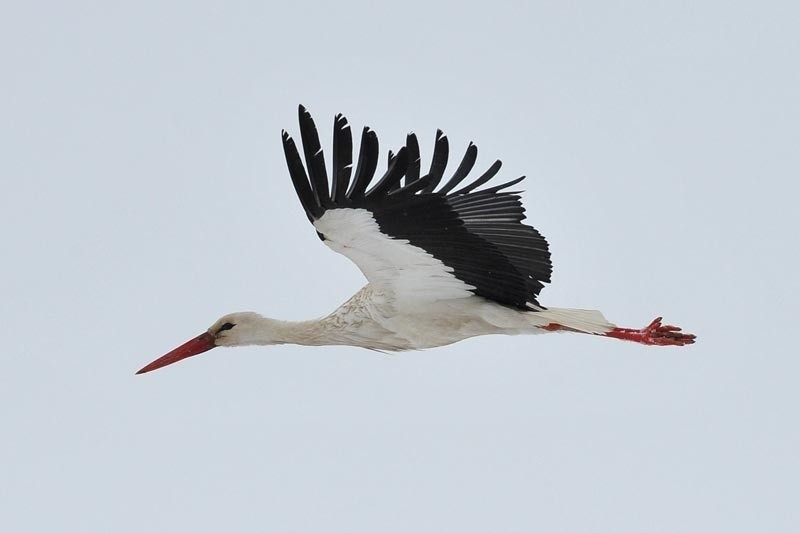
135 331 216 376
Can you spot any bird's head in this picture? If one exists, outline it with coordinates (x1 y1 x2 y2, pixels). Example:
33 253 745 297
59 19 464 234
135 312 274 375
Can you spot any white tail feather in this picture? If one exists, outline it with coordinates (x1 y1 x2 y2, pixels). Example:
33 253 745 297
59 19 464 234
529 307 616 335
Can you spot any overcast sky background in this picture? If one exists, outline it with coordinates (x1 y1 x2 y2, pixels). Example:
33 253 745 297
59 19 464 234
2 1 798 532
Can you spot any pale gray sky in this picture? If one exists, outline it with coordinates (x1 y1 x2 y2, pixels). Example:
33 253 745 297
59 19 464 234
2 1 798 532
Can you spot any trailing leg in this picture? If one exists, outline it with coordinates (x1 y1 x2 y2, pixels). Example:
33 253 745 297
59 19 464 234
534 309 695 346
603 316 695 346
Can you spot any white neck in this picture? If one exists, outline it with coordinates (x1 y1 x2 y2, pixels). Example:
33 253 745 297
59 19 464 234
214 312 335 348
249 317 328 346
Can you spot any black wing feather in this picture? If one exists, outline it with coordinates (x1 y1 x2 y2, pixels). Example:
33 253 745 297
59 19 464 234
452 159 503 195
298 105 330 207
404 133 421 187
386 150 402 192
346 127 379 200
366 148 409 199
439 142 477 194
421 130 448 193
331 114 352 203
389 171 437 198
281 130 318 221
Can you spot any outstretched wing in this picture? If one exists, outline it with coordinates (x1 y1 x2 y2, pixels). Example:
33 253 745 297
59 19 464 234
281 105 552 310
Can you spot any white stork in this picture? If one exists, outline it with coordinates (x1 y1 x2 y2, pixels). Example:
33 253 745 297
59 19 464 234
136 106 695 375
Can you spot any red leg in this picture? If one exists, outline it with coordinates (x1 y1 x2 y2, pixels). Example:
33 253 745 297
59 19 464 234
542 318 695 346
604 317 696 346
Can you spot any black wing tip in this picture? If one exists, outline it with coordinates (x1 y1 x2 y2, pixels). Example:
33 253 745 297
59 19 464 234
406 133 420 150
503 175 526 188
284 108 527 206
298 106 316 129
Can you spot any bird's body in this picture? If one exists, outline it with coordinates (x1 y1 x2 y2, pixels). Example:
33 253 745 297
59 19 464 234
137 106 694 375
212 288 610 352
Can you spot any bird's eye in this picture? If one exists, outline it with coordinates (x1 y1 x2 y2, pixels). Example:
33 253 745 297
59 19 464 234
218 322 236 332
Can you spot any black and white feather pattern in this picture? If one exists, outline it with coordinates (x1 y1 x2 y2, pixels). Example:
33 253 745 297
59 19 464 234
282 105 552 310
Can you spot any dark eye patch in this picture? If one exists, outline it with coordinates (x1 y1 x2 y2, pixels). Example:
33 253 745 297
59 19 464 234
218 322 236 332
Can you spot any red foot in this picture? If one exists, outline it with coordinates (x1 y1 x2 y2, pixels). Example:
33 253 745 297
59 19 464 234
605 317 696 346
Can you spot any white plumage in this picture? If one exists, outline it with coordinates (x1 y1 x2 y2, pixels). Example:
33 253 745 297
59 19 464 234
136 106 695 375
316 208 475 305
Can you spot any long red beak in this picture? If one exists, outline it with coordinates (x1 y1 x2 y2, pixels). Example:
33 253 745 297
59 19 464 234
136 332 217 375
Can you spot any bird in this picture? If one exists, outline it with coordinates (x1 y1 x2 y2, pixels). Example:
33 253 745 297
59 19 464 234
136 105 695 375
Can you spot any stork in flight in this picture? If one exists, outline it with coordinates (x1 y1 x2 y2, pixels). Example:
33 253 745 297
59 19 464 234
136 106 695 375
